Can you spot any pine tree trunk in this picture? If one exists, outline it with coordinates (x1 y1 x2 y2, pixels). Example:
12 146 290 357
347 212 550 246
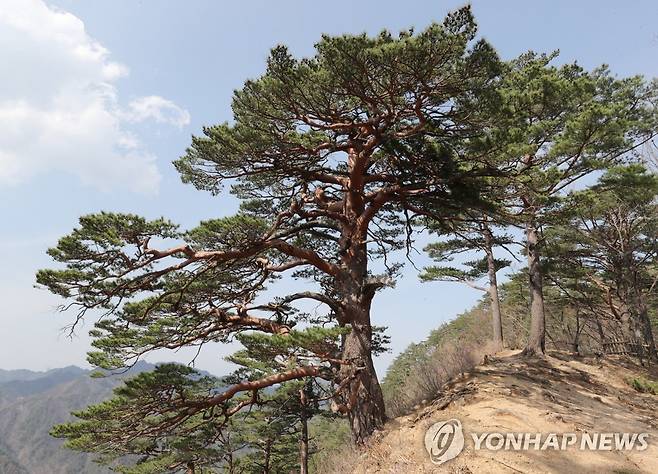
572 310 581 355
638 308 658 362
632 287 658 362
483 224 503 349
336 150 387 444
262 439 272 474
595 315 606 350
523 221 546 356
336 248 386 444
299 388 309 474
340 305 387 444
620 258 657 363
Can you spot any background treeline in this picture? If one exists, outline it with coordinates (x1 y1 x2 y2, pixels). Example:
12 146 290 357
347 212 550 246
383 157 658 417
384 264 658 419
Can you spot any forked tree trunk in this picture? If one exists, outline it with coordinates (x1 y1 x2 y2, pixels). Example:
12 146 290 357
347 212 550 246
523 222 546 356
336 243 386 444
336 149 387 444
483 224 504 349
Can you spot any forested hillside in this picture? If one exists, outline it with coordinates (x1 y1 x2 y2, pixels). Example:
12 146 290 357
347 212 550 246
382 270 658 418
0 364 152 474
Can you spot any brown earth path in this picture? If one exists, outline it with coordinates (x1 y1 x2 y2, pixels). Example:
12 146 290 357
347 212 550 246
349 351 658 474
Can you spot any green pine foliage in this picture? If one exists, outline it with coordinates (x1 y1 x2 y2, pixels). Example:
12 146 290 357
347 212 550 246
542 165 658 357
421 228 512 287
51 364 235 473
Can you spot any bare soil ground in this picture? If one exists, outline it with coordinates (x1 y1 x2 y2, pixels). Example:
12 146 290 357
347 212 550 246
349 351 658 474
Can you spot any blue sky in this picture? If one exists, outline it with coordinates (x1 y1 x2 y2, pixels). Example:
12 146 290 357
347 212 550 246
1 0 657 376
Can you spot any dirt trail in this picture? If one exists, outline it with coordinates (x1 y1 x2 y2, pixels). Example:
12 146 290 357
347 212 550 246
351 351 658 473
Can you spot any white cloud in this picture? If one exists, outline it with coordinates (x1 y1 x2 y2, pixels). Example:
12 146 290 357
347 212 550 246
0 0 191 194
125 96 191 129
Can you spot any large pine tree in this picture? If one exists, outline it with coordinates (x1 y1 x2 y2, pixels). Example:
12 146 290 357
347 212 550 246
38 6 502 446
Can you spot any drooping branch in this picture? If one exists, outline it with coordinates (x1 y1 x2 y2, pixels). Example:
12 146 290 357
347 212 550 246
280 292 344 314
145 237 341 279
190 365 330 410
212 308 292 335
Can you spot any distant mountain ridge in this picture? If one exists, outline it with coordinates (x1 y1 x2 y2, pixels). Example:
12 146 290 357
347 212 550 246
0 366 89 399
0 368 56 383
0 362 155 474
